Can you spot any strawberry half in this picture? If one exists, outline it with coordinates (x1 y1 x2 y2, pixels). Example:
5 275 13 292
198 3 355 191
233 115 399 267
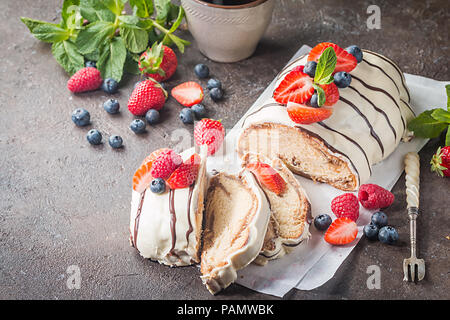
194 118 225 156
286 101 333 124
320 82 340 107
171 81 204 107
273 70 314 105
166 154 201 189
132 160 154 193
140 148 171 166
246 162 286 196
324 217 358 245
307 42 357 73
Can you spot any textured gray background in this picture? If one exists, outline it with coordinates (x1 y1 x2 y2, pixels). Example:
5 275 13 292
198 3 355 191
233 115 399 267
0 0 449 300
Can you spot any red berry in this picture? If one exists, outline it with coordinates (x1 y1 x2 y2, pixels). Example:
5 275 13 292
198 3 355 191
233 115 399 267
138 44 177 82
67 67 102 93
324 217 358 245
194 118 225 156
358 184 394 210
246 162 286 196
171 81 204 107
133 161 154 193
331 193 359 222
320 82 340 106
307 42 357 73
166 154 201 189
128 79 166 115
292 65 305 73
150 149 182 179
286 101 333 124
273 70 314 105
431 146 450 177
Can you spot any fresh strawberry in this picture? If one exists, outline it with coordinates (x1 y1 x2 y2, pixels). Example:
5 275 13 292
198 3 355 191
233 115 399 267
132 160 154 193
141 148 171 166
331 193 359 221
171 81 204 107
324 217 358 245
194 118 225 156
138 43 177 82
292 65 305 73
67 67 102 93
166 154 201 189
246 162 286 196
431 146 450 177
150 149 183 179
320 82 340 106
286 101 333 124
358 184 395 209
307 42 357 73
128 79 167 115
273 70 314 104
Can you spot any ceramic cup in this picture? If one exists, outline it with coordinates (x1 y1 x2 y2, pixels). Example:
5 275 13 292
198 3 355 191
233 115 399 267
181 0 275 63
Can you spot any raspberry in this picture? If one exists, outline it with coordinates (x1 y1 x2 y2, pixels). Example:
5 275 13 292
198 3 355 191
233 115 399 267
150 149 182 179
358 184 394 210
331 193 359 222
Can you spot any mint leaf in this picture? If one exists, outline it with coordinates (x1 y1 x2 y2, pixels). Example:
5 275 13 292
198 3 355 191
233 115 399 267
32 24 70 43
51 40 84 75
446 84 450 111
79 0 115 22
120 24 149 53
408 109 448 138
62 0 80 25
446 125 450 146
155 0 178 25
130 0 154 18
124 52 141 75
314 46 337 85
76 20 116 54
168 6 185 33
103 0 127 16
97 37 127 81
313 83 326 107
431 108 450 123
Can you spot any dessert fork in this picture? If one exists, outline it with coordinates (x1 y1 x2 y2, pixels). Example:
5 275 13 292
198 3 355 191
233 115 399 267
403 152 425 282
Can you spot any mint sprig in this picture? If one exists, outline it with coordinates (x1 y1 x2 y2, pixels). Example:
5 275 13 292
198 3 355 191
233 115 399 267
21 0 189 82
311 46 337 107
408 84 450 146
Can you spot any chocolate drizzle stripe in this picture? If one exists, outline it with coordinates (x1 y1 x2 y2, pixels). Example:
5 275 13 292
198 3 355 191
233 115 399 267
362 58 400 95
259 248 282 259
351 75 407 130
363 50 412 104
241 102 282 128
347 85 398 140
339 96 385 156
133 189 146 248
317 121 372 175
168 189 178 257
185 184 195 245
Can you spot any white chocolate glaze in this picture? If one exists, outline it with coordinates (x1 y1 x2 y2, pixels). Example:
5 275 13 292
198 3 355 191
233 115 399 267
404 152 420 208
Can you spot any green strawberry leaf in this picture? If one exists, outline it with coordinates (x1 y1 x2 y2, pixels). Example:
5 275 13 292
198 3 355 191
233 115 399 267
431 108 450 123
408 109 449 138
79 0 116 23
97 36 127 82
314 46 337 85
76 20 116 54
130 0 154 18
51 40 84 75
312 83 326 107
120 24 149 54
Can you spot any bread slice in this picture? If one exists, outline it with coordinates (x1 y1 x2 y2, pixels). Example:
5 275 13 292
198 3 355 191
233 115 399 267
200 170 270 294
241 153 311 265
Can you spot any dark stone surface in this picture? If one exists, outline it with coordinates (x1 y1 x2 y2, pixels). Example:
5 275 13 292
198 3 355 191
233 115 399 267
0 0 448 300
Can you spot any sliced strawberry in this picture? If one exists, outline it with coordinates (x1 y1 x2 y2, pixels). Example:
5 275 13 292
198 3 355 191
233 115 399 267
320 82 340 107
140 148 171 166
132 160 154 193
324 217 358 245
150 149 183 179
246 162 286 196
166 154 201 189
291 65 305 73
286 101 333 124
171 81 204 107
194 118 225 156
307 42 357 73
273 70 314 105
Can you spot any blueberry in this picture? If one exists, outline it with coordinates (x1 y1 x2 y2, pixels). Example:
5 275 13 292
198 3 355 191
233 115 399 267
194 64 209 79
210 87 224 101
371 211 388 228
310 93 319 108
145 109 160 125
85 61 96 68
86 129 102 145
378 226 399 245
346 45 363 63
333 71 352 88
103 98 120 114
101 78 118 94
71 108 90 127
191 103 206 119
109 135 123 148
179 108 194 124
314 214 332 231
130 119 146 134
363 223 379 241
150 178 166 194
303 61 317 78
207 78 222 90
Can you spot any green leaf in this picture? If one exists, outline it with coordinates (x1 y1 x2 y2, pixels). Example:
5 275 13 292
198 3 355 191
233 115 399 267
79 0 115 22
124 52 141 75
118 15 140 25
130 0 154 18
51 40 84 75
313 83 326 107
166 33 189 53
168 6 185 33
75 20 116 54
431 108 450 123
97 37 127 81
407 109 448 139
446 125 450 146
62 0 80 24
21 17 52 33
154 0 178 25
32 24 70 43
446 84 450 111
120 25 149 53
103 0 127 16
314 46 337 85
84 49 100 62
